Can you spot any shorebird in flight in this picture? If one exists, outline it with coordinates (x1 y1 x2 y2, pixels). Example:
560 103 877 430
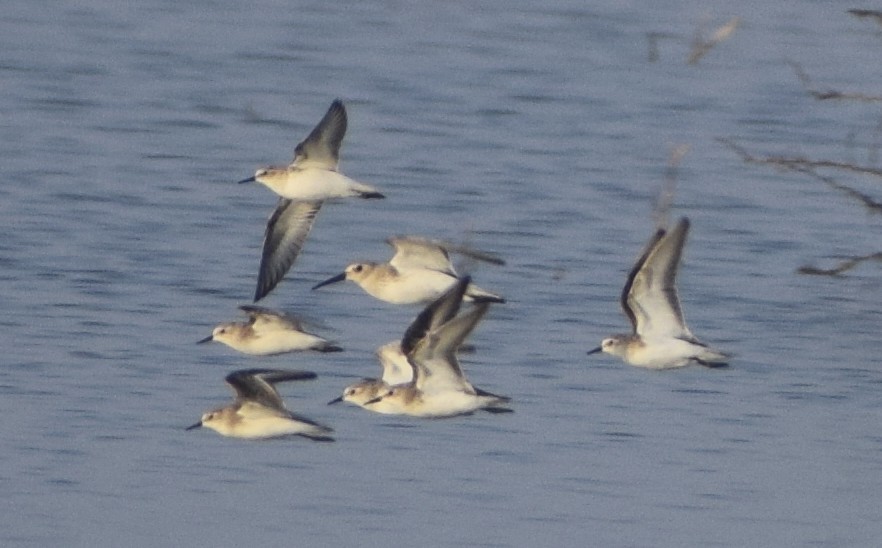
313 235 504 305
198 305 342 356
587 217 728 369
239 100 384 302
187 369 334 441
363 277 511 417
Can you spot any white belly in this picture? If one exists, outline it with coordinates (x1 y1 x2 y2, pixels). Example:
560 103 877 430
278 169 361 201
367 269 455 304
625 337 701 369
230 331 324 356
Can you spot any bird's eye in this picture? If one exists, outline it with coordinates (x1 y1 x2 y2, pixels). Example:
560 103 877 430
353 264 363 273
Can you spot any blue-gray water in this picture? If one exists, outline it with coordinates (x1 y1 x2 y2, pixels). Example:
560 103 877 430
3 1 882 546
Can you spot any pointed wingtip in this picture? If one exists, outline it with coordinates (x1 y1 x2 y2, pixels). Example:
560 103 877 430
305 435 335 443
482 406 514 414
325 99 347 126
696 359 729 368
317 344 344 353
276 370 318 382
238 304 270 317
253 282 270 303
471 295 505 304
226 368 318 385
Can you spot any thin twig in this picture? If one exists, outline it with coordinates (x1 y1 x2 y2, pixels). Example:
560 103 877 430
717 138 882 178
848 9 882 27
792 166 882 214
798 252 882 276
788 61 882 102
720 138 882 212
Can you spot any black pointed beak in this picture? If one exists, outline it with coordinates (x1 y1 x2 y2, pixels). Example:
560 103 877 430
312 272 346 291
237 176 256 184
364 396 384 406
327 396 344 405
196 335 213 344
185 421 202 431
586 346 602 356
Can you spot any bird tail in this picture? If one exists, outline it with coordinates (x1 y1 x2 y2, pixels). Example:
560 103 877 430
476 387 513 413
695 347 730 368
466 283 505 304
352 181 385 199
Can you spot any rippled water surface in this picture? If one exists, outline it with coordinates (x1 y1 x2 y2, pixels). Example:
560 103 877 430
3 1 882 546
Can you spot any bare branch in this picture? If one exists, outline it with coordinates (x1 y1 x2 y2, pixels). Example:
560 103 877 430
788 61 882 102
794 167 882 214
798 252 882 276
848 9 882 27
717 138 882 178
